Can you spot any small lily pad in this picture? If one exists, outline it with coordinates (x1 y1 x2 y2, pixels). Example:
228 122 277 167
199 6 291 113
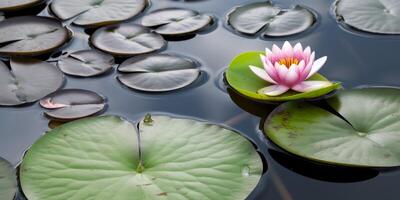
0 59 64 106
118 54 200 92
91 23 166 57
225 51 341 102
50 0 147 27
40 89 106 121
265 87 400 167
227 1 315 37
141 8 213 36
334 0 400 34
20 115 263 200
57 50 114 77
0 16 71 56
0 0 45 11
0 158 16 200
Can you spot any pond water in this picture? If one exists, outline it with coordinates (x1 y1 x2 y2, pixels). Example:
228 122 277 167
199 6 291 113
1 0 400 199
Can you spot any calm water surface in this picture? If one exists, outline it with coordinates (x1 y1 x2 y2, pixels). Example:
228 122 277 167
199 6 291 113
1 0 400 199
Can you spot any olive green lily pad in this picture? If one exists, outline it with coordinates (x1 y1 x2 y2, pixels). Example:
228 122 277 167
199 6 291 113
0 16 71 57
141 8 213 36
20 115 263 200
117 54 200 92
51 0 147 27
0 0 45 11
265 87 400 167
334 0 400 34
227 1 315 37
0 158 16 200
91 23 166 57
225 51 341 102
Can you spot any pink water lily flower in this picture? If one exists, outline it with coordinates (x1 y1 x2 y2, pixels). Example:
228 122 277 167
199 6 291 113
249 41 331 96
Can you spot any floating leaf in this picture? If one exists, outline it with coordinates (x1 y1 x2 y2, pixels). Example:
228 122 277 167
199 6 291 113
0 158 16 200
20 115 263 200
50 0 147 27
0 59 64 106
57 50 114 77
265 87 400 167
334 0 400 34
0 0 45 11
227 1 315 37
141 8 213 36
118 54 200 92
0 16 71 56
225 51 341 102
40 89 106 121
91 23 166 57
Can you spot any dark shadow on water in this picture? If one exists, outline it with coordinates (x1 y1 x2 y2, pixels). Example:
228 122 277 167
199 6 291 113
268 148 379 183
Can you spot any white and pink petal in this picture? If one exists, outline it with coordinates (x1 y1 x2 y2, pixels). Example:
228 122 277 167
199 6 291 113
258 85 289 96
249 65 277 84
306 56 328 79
291 81 332 92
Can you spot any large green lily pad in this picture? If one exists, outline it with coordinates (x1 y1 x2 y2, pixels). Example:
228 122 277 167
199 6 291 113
334 0 400 34
225 51 341 102
20 115 263 200
0 158 16 200
51 0 147 27
265 87 400 167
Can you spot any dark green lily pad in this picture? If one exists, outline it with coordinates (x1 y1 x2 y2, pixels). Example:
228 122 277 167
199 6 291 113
227 1 315 37
141 8 213 36
0 158 16 200
334 0 400 34
118 54 200 92
265 87 400 167
91 23 166 57
0 59 64 106
0 0 45 11
40 89 106 121
20 115 263 200
57 50 114 77
0 16 71 56
51 0 147 27
225 51 341 102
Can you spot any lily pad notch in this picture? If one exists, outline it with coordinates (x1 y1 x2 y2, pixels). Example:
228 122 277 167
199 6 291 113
227 1 316 37
265 87 400 167
20 114 264 200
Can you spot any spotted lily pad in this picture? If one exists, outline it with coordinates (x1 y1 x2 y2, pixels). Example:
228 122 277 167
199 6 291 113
91 24 166 57
40 89 106 121
118 54 200 92
20 115 263 200
50 0 147 27
141 8 213 36
0 59 64 106
0 16 71 56
334 0 400 34
0 0 45 11
227 1 315 37
265 87 400 167
225 51 340 102
0 158 16 200
57 50 114 77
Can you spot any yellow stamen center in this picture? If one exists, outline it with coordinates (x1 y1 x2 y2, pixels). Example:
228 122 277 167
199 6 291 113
278 58 299 68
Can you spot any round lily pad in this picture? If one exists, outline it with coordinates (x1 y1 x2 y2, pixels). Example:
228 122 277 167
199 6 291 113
118 54 200 92
227 1 315 37
0 16 71 57
265 87 400 167
334 0 400 34
225 51 341 102
0 0 45 11
50 0 147 27
20 115 263 200
0 59 64 106
141 8 213 36
91 23 166 57
40 89 106 121
0 158 16 200
57 50 114 77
